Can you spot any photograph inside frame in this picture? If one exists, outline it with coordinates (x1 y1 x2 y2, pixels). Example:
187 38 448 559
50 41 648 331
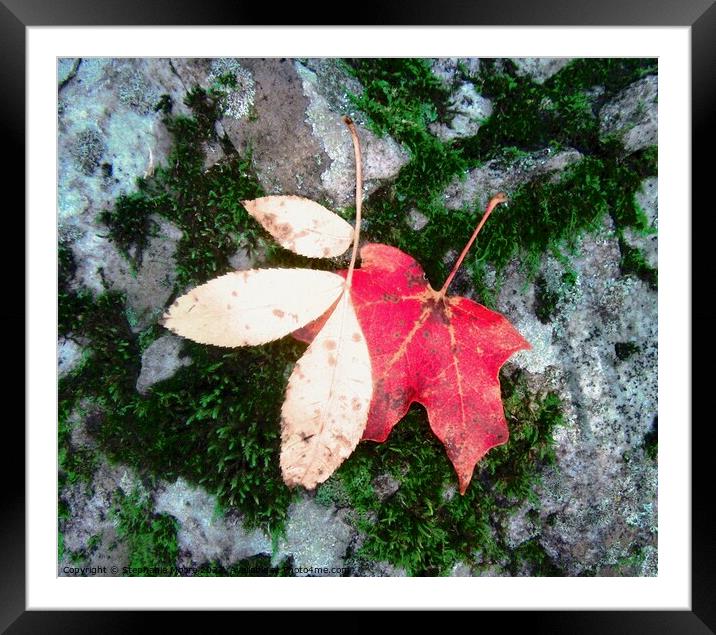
57 57 658 578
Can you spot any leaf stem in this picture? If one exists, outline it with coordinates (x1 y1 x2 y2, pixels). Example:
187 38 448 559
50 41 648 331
437 192 508 298
343 116 362 289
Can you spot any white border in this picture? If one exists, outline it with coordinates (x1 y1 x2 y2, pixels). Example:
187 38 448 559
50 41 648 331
29 27 690 609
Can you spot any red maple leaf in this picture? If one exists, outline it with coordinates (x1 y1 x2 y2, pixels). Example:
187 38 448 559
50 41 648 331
294 196 530 493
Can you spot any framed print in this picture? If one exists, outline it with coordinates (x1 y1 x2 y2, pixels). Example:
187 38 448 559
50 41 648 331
12 0 712 630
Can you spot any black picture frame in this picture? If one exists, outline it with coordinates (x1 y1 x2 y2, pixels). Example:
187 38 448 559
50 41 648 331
11 0 712 630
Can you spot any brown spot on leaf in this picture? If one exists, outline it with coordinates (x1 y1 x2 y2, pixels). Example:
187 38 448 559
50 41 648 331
352 398 362 411
333 434 353 452
351 332 362 342
328 354 337 366
232 290 238 297
262 212 294 242
425 296 451 325
382 292 400 303
273 309 285 318
323 340 337 350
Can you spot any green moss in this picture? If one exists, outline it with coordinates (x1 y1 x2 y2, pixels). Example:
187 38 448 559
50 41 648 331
458 58 657 161
314 476 352 509
58 441 99 489
642 417 658 461
534 270 577 324
534 275 560 323
509 538 563 576
618 240 658 290
614 341 640 361
344 59 657 304
112 488 180 575
99 86 265 288
58 286 300 530
98 193 161 271
580 545 649 576
331 370 564 575
60 82 302 534
60 58 657 575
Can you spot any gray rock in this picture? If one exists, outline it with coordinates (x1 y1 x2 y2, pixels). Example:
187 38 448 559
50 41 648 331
58 58 80 86
67 400 102 450
58 59 185 227
154 478 273 567
634 176 658 228
58 58 190 328
59 461 140 576
509 315 561 375
118 217 184 332
165 58 255 170
497 216 657 575
168 57 256 124
295 61 409 207
207 58 256 120
599 75 658 153
69 128 107 176
228 245 257 270
476 565 512 577
449 562 474 576
196 58 330 203
503 504 539 549
67 214 183 332
511 58 573 84
278 493 355 576
430 58 482 86
136 334 192 394
429 82 493 141
623 177 658 270
372 473 400 501
300 58 366 124
441 483 458 502
407 209 429 231
444 147 583 212
58 337 86 378
155 480 354 576
354 560 408 577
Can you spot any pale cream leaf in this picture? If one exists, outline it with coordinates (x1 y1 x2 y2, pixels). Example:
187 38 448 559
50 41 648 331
243 195 354 258
162 269 345 347
280 290 372 489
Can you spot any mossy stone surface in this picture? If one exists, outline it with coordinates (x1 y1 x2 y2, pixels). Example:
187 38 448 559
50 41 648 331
58 57 658 577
